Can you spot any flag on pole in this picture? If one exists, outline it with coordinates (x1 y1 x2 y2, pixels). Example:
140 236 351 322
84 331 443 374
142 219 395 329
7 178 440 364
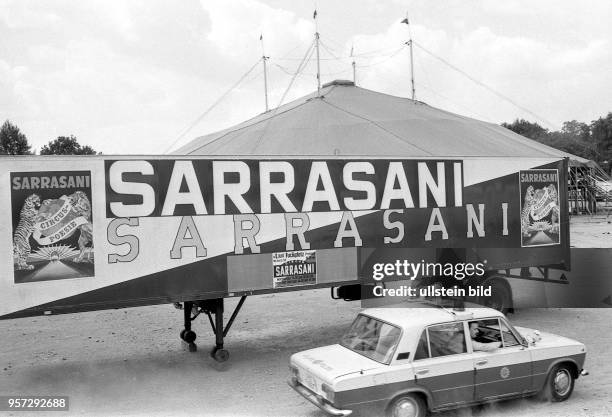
260 34 263 40
401 17 409 24
313 9 317 19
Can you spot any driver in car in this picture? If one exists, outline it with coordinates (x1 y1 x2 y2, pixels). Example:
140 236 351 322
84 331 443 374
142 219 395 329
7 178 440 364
469 322 502 352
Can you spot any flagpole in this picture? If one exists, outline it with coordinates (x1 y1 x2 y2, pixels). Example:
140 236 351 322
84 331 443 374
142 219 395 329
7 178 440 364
402 13 416 101
351 45 356 85
314 9 321 97
260 34 269 112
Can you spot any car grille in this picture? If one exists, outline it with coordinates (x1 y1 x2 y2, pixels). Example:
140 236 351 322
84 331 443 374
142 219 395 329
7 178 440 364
299 370 320 395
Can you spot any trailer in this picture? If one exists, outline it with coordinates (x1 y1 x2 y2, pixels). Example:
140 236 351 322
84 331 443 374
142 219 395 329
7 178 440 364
0 155 569 361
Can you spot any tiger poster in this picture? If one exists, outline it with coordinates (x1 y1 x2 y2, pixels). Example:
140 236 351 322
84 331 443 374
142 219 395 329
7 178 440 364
519 169 561 247
10 171 94 283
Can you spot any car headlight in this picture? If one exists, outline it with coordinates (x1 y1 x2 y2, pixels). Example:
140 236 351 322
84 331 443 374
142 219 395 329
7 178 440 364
321 383 335 403
290 364 299 378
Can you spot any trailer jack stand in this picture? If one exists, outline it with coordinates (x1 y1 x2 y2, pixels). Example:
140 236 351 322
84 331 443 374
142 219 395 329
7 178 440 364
179 301 200 352
179 296 247 362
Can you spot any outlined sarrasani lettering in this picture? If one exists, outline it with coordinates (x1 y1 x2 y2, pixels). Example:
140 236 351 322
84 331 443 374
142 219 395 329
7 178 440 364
105 159 463 217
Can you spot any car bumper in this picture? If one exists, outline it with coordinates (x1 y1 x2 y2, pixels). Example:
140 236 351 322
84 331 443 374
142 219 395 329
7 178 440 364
288 377 352 417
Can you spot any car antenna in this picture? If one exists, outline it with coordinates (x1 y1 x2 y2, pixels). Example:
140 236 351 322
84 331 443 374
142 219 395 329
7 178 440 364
417 299 456 315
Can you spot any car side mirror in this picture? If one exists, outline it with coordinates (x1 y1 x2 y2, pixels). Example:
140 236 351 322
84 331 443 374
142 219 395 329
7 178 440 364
524 335 537 346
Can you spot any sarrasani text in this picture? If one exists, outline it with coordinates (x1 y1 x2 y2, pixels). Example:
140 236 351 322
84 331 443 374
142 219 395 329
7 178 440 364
104 160 510 262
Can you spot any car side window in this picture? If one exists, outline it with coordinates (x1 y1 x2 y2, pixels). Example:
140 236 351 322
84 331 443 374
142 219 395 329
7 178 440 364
427 322 467 358
469 319 502 343
414 330 430 360
470 318 520 348
500 319 520 347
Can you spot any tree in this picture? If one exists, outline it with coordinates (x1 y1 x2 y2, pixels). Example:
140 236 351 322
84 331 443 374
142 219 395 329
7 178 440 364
562 120 590 141
501 119 549 141
590 113 612 173
501 117 600 164
40 135 98 155
0 120 32 155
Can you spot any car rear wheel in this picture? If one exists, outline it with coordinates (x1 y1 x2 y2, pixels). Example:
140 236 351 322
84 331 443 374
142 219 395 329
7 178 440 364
543 364 575 402
387 394 426 417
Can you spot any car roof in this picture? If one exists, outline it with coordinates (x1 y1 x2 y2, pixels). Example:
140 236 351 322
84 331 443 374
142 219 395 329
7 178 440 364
360 302 505 331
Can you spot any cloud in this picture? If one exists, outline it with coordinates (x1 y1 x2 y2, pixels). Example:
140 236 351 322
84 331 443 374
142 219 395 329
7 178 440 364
345 9 611 128
202 0 312 59
0 0 610 154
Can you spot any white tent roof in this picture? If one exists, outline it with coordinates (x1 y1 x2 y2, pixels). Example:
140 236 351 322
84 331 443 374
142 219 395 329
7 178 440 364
175 80 587 163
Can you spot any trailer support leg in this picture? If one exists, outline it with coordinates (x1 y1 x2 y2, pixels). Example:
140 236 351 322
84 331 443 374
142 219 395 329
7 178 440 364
200 297 247 362
180 301 199 352
213 298 225 356
209 298 232 362
180 297 247 362
223 295 246 337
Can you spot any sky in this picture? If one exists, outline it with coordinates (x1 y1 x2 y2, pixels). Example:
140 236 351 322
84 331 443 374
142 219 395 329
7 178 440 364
1 0 611 155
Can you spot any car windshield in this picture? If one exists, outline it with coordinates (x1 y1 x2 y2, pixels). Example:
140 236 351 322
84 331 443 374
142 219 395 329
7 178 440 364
340 314 401 364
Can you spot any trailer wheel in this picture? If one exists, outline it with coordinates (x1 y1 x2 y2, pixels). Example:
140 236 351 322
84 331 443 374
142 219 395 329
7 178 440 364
211 347 230 362
183 330 197 344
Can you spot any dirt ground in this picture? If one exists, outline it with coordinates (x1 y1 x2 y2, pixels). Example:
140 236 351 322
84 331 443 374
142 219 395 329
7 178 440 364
569 215 612 248
1 216 611 417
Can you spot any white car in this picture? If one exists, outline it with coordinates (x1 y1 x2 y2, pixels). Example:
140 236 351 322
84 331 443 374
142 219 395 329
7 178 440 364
289 303 587 417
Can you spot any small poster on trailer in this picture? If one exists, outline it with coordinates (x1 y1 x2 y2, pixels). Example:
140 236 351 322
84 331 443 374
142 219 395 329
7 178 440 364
519 169 561 247
10 171 94 283
272 250 317 289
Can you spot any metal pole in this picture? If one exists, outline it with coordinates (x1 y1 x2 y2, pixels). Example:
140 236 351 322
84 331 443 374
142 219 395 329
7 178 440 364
402 14 416 101
315 32 321 96
409 39 416 100
223 295 247 337
183 301 192 332
215 298 224 349
260 35 269 112
350 44 356 86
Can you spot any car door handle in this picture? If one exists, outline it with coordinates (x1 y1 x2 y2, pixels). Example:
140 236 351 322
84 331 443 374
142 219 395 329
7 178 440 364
416 369 429 375
476 360 488 366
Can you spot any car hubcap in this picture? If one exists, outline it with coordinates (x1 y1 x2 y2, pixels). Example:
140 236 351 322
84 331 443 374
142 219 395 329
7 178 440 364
554 369 571 396
393 398 417 417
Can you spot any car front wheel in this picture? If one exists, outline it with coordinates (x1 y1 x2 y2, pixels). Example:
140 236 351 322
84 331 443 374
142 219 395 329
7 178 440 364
387 393 426 417
544 364 575 402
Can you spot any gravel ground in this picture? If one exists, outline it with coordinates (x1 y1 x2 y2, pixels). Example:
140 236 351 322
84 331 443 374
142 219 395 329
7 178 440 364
1 216 611 417
1 292 611 417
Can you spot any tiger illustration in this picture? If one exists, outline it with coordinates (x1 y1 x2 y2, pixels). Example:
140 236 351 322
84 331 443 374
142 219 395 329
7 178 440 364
68 191 93 263
521 185 535 236
13 194 41 270
546 184 560 233
68 191 92 221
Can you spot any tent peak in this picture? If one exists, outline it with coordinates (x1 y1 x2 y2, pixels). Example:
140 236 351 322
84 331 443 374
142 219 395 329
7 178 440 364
322 79 354 88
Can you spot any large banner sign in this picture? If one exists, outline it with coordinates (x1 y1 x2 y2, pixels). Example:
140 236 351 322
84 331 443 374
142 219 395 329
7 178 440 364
0 156 569 318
